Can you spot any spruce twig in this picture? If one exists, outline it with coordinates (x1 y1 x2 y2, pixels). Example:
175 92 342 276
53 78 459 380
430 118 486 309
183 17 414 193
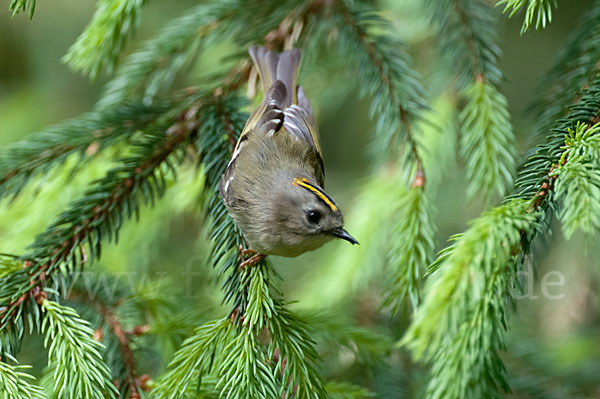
0 99 203 333
334 0 426 184
404 73 600 399
8 0 35 18
68 288 142 398
427 0 516 200
0 103 169 201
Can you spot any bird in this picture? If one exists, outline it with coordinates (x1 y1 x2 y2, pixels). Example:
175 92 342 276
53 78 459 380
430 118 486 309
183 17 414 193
220 46 358 267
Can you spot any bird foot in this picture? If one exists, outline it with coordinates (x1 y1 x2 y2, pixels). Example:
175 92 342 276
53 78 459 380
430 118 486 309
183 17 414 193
238 245 257 259
239 252 266 269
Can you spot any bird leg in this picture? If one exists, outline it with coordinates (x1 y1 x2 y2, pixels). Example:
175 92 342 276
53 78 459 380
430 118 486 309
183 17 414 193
239 254 266 269
239 253 266 269
238 245 256 259
238 245 266 269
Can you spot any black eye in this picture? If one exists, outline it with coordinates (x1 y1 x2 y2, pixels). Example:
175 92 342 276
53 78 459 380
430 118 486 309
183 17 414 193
306 210 322 224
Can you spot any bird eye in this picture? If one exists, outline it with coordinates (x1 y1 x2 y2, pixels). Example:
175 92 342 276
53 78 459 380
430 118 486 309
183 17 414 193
306 210 322 224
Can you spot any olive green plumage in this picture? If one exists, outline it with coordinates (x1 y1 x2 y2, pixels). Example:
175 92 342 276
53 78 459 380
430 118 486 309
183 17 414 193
220 46 357 258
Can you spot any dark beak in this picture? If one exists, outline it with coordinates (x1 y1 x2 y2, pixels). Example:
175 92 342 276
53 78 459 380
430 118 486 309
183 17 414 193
332 228 359 245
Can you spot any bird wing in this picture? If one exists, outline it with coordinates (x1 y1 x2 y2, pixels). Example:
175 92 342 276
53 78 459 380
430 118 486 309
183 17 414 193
246 46 323 162
220 47 325 204
284 85 323 157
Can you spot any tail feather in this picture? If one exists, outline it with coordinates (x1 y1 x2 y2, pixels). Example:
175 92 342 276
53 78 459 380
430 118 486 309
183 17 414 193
249 46 301 107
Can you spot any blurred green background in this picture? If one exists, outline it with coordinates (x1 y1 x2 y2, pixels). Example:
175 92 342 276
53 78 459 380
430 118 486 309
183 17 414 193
1 0 599 396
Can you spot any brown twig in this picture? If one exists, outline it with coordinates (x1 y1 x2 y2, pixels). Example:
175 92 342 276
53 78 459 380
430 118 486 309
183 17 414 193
97 302 140 397
68 289 150 397
452 0 484 79
529 112 600 212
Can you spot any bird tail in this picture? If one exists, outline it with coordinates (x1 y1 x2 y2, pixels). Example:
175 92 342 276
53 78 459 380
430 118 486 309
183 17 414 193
249 46 301 106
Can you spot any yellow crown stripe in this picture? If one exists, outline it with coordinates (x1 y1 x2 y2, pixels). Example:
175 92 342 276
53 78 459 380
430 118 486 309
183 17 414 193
292 178 338 212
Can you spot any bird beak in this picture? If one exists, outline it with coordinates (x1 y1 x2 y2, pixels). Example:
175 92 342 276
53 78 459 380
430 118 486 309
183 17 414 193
332 228 359 245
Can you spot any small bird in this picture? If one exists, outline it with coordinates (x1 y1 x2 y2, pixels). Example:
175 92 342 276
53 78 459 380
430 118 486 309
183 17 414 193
220 46 358 266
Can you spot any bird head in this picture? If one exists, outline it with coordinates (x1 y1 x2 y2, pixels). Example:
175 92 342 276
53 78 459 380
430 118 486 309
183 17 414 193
269 177 358 256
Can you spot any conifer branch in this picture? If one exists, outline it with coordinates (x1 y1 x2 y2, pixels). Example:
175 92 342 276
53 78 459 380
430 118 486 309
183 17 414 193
268 306 325 399
428 0 502 86
41 298 116 399
426 0 516 200
97 3 224 108
98 0 319 109
531 3 600 138
405 74 600 399
0 103 169 201
459 79 516 200
497 0 558 34
0 97 203 335
76 291 142 398
153 319 231 399
63 0 148 79
8 0 35 18
156 266 326 398
328 2 435 313
553 122 600 239
0 355 45 399
383 186 435 312
403 200 539 399
515 79 600 211
333 0 427 179
215 323 280 398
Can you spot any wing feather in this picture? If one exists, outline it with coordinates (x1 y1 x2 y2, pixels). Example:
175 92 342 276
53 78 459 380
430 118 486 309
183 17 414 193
221 47 325 202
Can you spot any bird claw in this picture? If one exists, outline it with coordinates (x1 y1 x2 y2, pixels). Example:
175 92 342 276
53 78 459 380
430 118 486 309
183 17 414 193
239 253 266 269
238 245 257 259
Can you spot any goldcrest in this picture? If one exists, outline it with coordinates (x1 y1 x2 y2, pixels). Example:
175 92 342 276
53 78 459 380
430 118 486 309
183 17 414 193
220 46 358 260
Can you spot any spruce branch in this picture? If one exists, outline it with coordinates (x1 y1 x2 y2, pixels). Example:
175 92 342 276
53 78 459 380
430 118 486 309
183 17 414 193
269 306 325 399
426 0 516 200
326 2 436 315
97 0 318 109
212 266 325 399
63 0 148 80
403 200 539 399
0 103 169 201
460 79 516 200
152 318 232 399
97 3 224 108
215 323 279 399
333 0 427 178
197 96 247 311
0 255 24 280
427 0 502 86
404 74 600 399
496 0 558 34
383 186 435 313
41 298 116 399
553 122 600 239
555 159 600 237
0 355 45 399
8 0 35 18
88 293 142 397
0 97 202 335
514 78 600 211
66 276 195 398
530 4 600 138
